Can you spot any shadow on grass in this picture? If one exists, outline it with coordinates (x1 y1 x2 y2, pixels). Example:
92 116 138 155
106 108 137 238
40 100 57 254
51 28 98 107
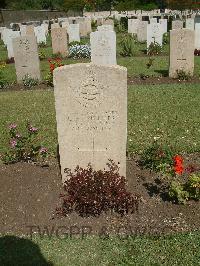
0 235 53 266
155 69 169 77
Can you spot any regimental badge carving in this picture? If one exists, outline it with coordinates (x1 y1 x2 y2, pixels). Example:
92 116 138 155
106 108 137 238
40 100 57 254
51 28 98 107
74 69 105 108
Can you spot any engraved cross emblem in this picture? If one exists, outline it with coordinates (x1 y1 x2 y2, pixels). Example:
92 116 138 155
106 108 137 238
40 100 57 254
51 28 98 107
78 137 107 162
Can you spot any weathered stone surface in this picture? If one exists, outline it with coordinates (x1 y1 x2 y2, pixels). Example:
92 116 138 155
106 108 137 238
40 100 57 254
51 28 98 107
13 35 41 82
186 18 194 30
169 29 194 78
51 23 60 29
103 19 114 27
53 63 127 181
90 29 116 65
34 25 46 44
68 24 80 43
159 19 168 34
172 20 183 30
128 19 139 34
6 30 20 58
147 23 163 48
20 25 27 36
137 21 148 42
51 27 68 57
26 25 35 36
97 25 113 31
150 18 157 24
195 23 200 49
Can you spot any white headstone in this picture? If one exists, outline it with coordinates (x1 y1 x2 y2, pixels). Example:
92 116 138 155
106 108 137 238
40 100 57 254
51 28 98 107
90 29 116 65
186 18 194 30
68 24 80 43
147 23 163 48
195 23 200 49
128 19 139 34
13 35 41 82
159 19 168 34
6 31 21 58
150 18 157 24
34 25 46 44
169 29 194 78
137 21 148 42
53 63 127 181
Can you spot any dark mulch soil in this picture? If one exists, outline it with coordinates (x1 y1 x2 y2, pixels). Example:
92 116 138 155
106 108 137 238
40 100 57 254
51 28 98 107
0 155 200 238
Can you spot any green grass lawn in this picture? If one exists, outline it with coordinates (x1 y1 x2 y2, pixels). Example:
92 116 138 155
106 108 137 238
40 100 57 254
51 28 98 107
1 33 200 83
0 83 200 156
1 232 200 265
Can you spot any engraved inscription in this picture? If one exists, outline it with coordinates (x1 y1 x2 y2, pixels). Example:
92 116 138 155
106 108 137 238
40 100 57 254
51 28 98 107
66 111 119 131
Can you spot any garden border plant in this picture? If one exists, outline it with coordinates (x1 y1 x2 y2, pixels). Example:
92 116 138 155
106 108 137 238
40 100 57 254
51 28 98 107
1 122 48 164
57 160 139 217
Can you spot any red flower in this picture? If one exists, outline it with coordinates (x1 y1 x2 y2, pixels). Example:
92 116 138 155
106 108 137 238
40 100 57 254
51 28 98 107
173 155 184 175
174 165 184 175
173 155 183 164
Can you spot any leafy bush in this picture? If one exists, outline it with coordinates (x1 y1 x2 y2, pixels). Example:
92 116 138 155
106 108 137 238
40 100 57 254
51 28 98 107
115 19 126 33
1 122 48 164
147 42 162 56
38 42 46 48
51 52 63 59
22 74 39 88
45 58 63 86
120 35 134 57
169 181 189 204
69 44 91 59
39 51 46 60
120 17 128 30
57 161 139 217
163 33 169 45
176 69 192 81
169 174 200 204
140 141 179 175
0 62 7 89
146 57 155 69
91 19 97 29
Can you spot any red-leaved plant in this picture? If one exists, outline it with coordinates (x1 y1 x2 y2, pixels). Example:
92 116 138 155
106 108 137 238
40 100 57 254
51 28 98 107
57 160 139 217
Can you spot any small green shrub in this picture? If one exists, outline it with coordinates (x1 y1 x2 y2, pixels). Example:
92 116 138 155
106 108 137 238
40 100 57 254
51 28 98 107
39 51 46 60
115 19 126 33
185 174 200 200
0 61 7 89
169 181 189 204
22 74 39 88
163 33 169 45
51 52 63 59
120 36 134 57
176 69 192 81
140 141 174 174
147 42 162 55
146 57 155 69
169 174 200 204
91 19 97 29
38 42 46 48
1 122 48 164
